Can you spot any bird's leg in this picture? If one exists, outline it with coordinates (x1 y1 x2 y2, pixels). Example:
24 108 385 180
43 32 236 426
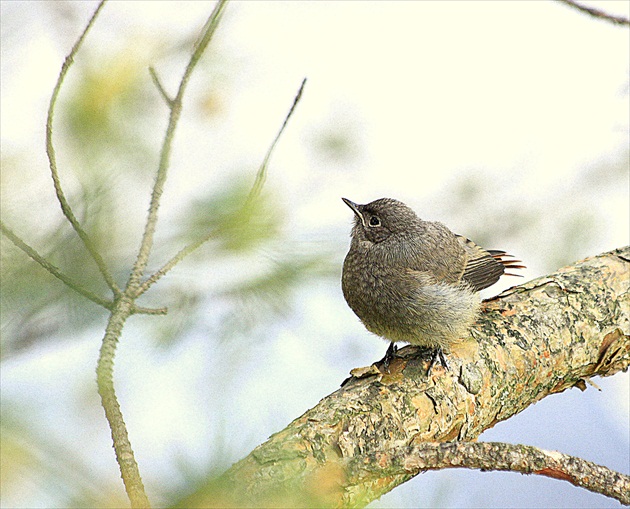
374 341 397 372
438 349 448 369
427 347 449 375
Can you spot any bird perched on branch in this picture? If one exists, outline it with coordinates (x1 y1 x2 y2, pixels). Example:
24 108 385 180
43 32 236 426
341 197 524 373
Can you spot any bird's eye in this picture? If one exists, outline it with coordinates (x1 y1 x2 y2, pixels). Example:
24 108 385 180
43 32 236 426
368 215 381 227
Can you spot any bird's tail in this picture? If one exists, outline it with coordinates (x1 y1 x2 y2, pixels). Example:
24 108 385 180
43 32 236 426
486 250 526 277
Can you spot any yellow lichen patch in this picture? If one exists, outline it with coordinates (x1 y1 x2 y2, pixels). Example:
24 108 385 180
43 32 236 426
411 393 436 432
303 461 347 507
450 337 480 361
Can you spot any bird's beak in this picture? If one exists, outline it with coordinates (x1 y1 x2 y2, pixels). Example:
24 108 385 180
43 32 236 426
342 197 362 219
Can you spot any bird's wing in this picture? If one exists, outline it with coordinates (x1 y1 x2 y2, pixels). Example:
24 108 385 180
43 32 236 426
456 235 524 292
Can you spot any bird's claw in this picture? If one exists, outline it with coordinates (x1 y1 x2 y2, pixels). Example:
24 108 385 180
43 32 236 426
427 348 449 375
374 342 398 373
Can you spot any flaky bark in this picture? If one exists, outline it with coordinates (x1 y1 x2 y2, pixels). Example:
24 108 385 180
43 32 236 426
180 247 629 508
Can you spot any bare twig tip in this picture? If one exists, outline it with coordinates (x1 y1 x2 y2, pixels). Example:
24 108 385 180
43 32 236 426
246 77 307 204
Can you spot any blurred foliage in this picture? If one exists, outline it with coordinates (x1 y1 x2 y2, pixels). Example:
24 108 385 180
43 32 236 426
1 212 111 357
1 38 162 355
447 175 539 247
63 50 156 174
1 410 129 508
305 108 365 166
215 247 337 341
145 181 338 348
179 182 283 254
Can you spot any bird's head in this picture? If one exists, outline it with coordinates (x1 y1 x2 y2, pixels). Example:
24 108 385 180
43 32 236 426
342 197 420 244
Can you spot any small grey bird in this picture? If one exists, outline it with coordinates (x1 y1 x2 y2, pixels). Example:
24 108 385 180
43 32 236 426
341 197 523 372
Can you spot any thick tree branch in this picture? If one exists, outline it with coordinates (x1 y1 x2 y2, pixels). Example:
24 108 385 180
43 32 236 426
179 247 629 508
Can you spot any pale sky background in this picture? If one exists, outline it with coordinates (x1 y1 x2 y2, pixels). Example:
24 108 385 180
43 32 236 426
1 1 629 508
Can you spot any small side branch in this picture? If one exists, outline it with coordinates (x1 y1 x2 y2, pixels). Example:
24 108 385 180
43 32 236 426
149 66 175 107
1 220 112 310
361 442 630 506
556 0 630 26
136 236 209 296
45 0 120 295
132 304 168 316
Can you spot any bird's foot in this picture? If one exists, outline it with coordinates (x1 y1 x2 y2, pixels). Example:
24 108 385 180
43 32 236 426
374 342 397 373
427 348 449 375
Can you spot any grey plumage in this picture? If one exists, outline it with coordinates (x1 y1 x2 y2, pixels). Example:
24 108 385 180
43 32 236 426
341 197 523 366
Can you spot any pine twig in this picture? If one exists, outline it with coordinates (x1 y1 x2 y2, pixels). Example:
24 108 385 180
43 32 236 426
149 66 174 107
126 0 228 294
94 3 229 506
0 220 112 310
45 0 121 296
96 295 151 508
246 77 307 205
136 77 307 296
